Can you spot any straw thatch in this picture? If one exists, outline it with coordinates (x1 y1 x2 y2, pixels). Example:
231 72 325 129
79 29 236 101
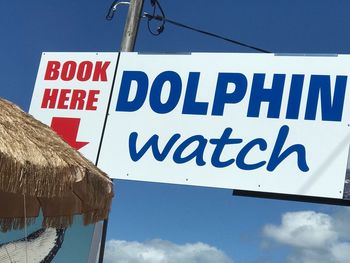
0 98 114 232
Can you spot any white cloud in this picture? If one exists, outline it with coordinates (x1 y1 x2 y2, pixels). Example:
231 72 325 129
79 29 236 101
104 239 233 263
263 211 337 249
263 209 350 263
331 207 350 238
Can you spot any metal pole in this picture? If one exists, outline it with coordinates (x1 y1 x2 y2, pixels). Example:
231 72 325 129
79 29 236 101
121 0 144 52
98 1 144 262
98 217 109 263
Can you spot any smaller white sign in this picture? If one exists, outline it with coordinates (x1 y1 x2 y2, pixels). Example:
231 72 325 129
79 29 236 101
29 52 118 162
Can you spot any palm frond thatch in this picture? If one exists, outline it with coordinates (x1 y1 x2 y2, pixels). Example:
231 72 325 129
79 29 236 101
0 98 114 232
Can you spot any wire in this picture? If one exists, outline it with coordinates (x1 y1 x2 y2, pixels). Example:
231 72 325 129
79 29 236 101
147 0 165 35
143 0 271 53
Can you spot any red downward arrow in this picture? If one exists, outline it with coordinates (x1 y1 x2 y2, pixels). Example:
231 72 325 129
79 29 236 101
51 117 89 150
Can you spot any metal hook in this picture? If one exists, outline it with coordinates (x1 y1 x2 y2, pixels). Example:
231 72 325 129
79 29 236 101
106 1 130 20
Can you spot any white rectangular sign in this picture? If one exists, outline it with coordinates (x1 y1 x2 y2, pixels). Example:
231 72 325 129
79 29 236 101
30 52 118 162
97 52 350 199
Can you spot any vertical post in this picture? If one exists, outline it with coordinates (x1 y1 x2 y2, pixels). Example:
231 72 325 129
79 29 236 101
98 1 144 262
98 217 110 263
121 0 144 52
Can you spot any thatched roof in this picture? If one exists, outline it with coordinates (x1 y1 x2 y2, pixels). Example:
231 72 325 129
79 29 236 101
0 98 114 232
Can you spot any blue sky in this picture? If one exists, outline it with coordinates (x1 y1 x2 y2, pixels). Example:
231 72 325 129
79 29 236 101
2 1 350 262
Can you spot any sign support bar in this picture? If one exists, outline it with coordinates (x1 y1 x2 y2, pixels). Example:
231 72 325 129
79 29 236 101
99 1 144 261
121 0 144 52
